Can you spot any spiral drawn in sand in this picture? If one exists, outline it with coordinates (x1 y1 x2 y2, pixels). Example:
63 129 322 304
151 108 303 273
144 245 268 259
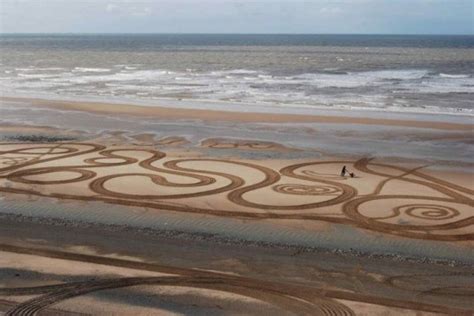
368 203 461 222
402 204 460 221
273 184 342 196
0 142 472 241
343 196 473 240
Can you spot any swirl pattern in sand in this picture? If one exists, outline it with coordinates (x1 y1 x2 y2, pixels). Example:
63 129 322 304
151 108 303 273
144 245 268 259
0 142 472 241
273 184 342 195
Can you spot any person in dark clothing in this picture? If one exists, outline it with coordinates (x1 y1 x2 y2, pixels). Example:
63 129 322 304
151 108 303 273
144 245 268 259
341 165 356 178
340 166 347 177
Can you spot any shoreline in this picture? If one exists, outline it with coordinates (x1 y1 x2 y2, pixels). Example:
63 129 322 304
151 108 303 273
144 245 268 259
2 96 473 131
3 92 474 119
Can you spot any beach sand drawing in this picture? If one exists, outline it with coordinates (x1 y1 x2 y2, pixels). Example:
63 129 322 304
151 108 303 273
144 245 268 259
0 142 472 242
0 31 473 315
201 138 297 151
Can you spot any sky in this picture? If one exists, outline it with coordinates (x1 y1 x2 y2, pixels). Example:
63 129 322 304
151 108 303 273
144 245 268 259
0 0 473 34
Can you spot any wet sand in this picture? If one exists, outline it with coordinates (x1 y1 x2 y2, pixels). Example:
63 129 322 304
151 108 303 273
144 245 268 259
2 96 473 131
0 97 473 315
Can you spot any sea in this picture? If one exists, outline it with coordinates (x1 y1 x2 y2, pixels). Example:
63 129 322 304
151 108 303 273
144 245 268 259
0 34 473 115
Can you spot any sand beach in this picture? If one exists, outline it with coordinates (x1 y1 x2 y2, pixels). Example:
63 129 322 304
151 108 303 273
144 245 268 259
0 95 473 315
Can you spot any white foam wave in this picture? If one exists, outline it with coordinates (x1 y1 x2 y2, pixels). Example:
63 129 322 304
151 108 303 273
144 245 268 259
15 68 37 72
1 67 472 115
72 67 111 73
17 73 64 79
439 73 470 79
294 70 430 88
15 67 65 72
210 69 259 76
363 70 429 80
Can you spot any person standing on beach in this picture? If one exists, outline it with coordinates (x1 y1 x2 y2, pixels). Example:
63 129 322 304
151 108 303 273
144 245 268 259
340 166 347 176
341 165 356 178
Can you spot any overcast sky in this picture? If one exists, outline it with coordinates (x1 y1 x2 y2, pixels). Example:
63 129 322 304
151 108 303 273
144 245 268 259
0 0 473 34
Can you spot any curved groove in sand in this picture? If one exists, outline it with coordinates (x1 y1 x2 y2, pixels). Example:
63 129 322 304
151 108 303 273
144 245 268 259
0 244 471 316
3 275 354 316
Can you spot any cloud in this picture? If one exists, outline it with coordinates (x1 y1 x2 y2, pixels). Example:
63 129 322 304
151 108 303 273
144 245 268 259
131 7 152 17
319 7 342 14
105 2 152 17
106 4 118 12
1 0 472 34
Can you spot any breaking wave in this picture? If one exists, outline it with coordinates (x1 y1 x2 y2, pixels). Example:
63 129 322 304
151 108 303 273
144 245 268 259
1 66 473 114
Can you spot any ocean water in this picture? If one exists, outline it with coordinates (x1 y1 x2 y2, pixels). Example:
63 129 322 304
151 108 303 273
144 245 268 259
0 34 473 114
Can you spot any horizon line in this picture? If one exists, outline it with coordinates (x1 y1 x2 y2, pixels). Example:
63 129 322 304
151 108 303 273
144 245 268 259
1 32 473 36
